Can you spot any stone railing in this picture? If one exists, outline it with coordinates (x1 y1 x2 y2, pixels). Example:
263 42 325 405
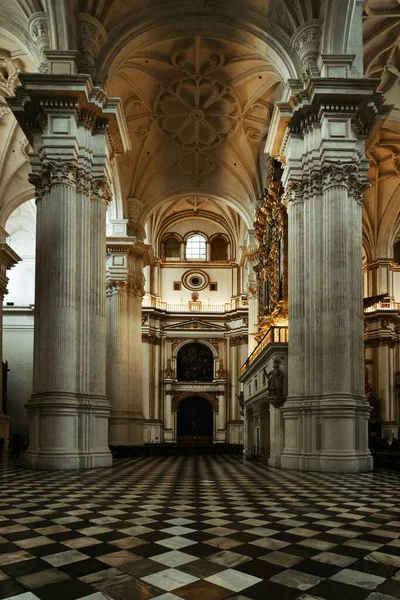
142 297 248 313
364 301 400 313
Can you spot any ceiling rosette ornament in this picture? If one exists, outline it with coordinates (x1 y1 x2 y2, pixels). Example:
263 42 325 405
155 76 241 150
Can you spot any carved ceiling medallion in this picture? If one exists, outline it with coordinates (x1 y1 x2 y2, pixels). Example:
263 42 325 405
155 77 241 150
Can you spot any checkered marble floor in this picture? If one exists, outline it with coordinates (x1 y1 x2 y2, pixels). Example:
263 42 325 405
1 456 400 600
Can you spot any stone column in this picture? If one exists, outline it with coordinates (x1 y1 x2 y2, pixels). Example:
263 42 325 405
0 229 20 453
218 393 226 439
8 73 129 469
266 76 385 472
106 233 148 446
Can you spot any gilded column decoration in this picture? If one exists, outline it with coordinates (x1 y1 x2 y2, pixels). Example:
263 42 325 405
254 158 288 342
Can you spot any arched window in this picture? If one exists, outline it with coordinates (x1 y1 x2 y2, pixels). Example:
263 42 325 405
185 234 207 260
211 236 228 260
394 241 400 264
164 235 181 259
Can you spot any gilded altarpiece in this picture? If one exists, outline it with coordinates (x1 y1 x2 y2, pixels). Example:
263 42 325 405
254 160 288 342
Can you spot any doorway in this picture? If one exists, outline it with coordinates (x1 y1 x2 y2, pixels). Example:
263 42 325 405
177 396 213 444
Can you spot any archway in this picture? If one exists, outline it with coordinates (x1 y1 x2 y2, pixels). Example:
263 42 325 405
177 396 213 444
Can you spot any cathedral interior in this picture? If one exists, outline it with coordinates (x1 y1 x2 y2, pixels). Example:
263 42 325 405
0 0 400 599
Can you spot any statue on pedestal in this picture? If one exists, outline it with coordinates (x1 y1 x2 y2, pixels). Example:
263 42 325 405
266 359 285 407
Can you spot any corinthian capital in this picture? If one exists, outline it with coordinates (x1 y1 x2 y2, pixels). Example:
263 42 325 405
321 163 370 204
92 178 112 207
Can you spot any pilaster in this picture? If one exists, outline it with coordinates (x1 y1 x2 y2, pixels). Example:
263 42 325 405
106 225 150 446
0 228 20 453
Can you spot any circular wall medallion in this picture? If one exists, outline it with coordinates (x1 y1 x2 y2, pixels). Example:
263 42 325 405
182 270 209 291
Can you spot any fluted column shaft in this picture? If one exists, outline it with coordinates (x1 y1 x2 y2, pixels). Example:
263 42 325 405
0 234 20 451
106 238 147 446
281 165 372 472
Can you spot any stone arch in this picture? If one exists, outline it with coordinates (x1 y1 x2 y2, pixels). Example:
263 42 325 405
172 392 219 414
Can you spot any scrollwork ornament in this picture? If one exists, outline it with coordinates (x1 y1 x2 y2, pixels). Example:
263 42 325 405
348 173 370 206
76 169 92 195
44 160 77 189
28 173 45 203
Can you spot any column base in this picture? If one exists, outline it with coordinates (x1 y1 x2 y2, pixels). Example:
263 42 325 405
280 452 373 473
227 421 243 444
26 393 112 470
143 420 163 443
24 450 112 470
109 412 145 446
280 395 373 473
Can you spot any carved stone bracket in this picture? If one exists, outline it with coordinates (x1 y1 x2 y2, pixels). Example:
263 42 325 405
77 13 108 76
0 51 20 118
28 13 50 72
291 20 322 80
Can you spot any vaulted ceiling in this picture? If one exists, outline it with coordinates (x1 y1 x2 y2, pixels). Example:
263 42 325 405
109 34 283 226
1 0 400 255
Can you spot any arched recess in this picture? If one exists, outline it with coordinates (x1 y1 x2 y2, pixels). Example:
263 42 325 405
162 233 182 260
210 234 229 261
172 392 219 414
176 342 214 382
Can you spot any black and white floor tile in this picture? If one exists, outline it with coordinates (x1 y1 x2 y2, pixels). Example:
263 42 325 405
1 455 400 600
